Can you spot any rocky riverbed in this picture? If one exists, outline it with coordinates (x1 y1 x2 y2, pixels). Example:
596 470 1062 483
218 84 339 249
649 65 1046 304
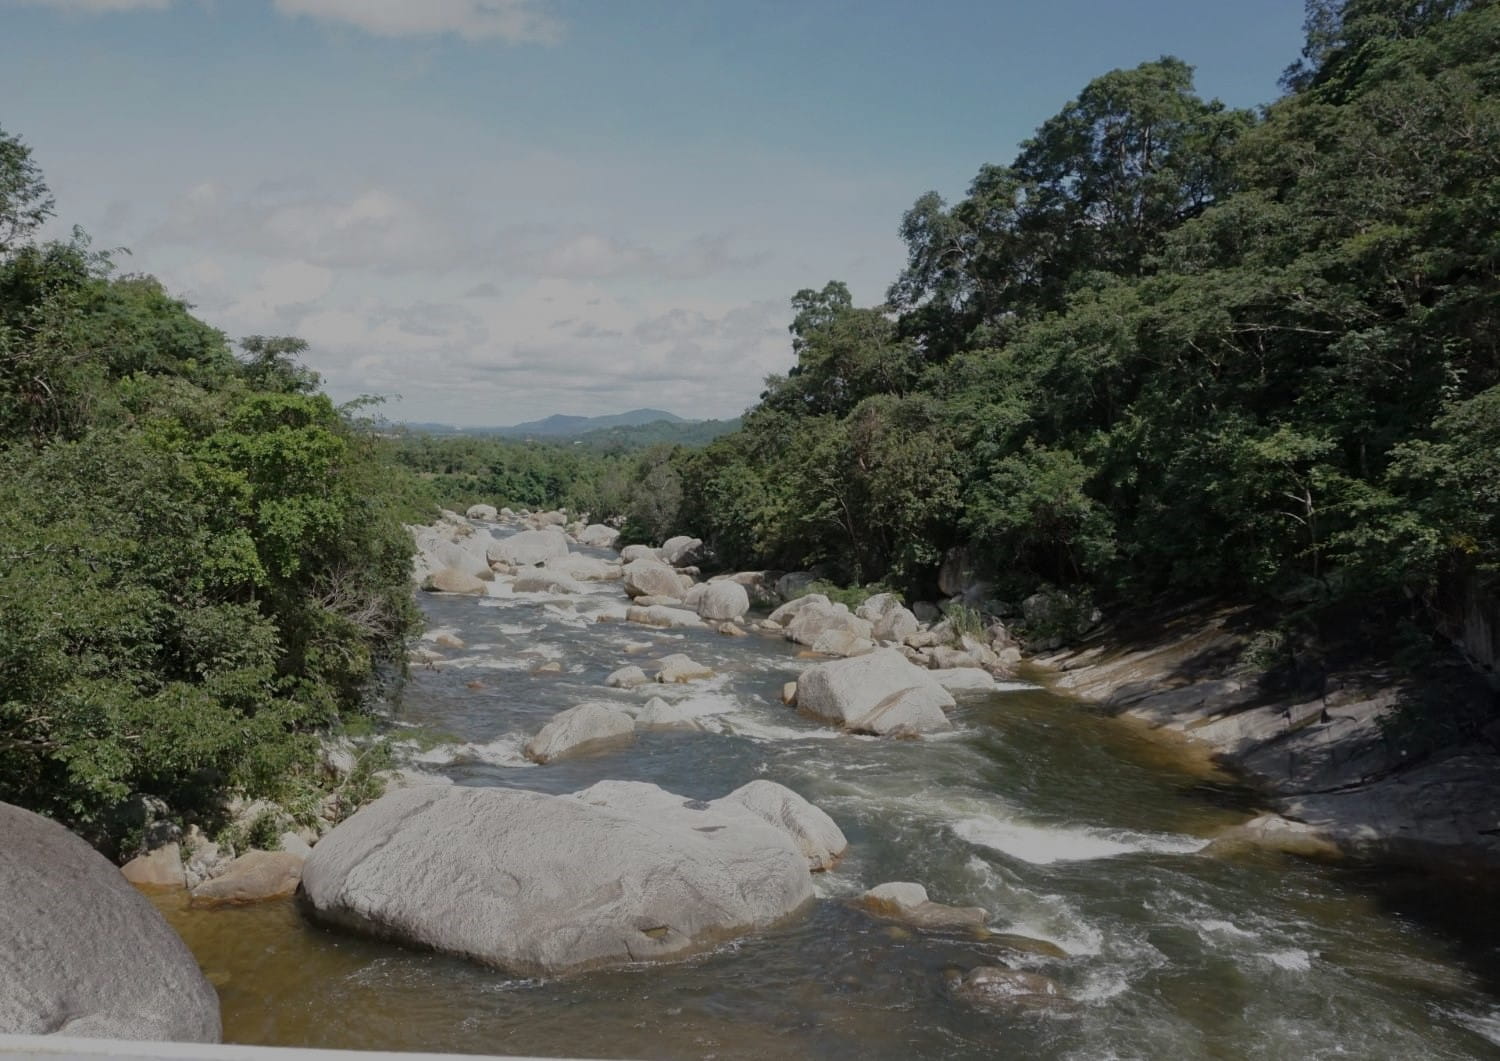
22 508 1500 1058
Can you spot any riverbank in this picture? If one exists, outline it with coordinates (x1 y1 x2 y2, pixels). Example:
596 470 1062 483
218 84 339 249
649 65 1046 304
1030 601 1500 867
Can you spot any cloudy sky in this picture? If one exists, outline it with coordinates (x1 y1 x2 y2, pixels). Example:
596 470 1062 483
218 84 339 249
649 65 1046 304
2 0 1306 426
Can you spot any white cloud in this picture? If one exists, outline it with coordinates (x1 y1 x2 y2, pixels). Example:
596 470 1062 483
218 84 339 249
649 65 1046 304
271 0 562 44
152 183 491 274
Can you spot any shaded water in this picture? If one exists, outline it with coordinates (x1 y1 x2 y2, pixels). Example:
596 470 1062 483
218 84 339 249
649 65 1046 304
159 535 1500 1059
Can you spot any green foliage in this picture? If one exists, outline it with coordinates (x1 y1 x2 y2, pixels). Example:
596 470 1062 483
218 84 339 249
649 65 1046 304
0 154 422 850
664 0 1500 655
794 580 901 611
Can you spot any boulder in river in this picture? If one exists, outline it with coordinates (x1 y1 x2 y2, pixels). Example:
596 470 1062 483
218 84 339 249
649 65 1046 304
796 649 955 736
656 654 713 683
189 850 304 908
854 881 988 931
951 966 1070 1012
623 558 690 600
300 780 844 976
605 664 651 690
635 697 704 731
120 843 186 891
696 580 750 623
465 504 498 521
784 600 874 656
0 802 221 1041
620 544 656 562
524 703 636 763
512 570 585 595
422 568 488 596
487 528 571 567
625 605 703 630
577 523 621 549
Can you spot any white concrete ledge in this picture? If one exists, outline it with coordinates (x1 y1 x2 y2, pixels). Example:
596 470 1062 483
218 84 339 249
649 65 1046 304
0 1036 605 1061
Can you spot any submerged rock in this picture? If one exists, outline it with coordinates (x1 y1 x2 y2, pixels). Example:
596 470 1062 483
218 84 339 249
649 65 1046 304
1203 814 1342 861
524 703 636 763
0 802 221 1041
952 966 1070 1011
300 781 844 976
796 650 955 736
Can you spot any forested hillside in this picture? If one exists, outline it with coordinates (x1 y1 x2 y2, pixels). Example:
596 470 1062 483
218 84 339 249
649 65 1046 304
655 0 1498 662
0 133 425 851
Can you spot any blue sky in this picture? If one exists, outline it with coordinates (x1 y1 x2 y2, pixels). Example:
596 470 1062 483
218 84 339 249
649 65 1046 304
1 0 1308 424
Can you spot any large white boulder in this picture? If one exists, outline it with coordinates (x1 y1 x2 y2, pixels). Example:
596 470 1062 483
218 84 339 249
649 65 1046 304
0 803 221 1041
696 581 750 623
487 528 571 568
577 524 621 549
465 504 498 522
623 558 690 600
300 781 844 976
620 544 656 563
796 649 955 735
523 703 636 763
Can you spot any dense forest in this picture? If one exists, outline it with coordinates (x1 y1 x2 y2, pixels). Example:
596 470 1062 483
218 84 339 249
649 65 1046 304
0 136 425 850
633 0 1500 664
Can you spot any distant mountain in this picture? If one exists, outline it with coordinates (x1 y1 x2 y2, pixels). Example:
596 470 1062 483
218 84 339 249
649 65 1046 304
497 408 685 438
393 408 736 448
575 416 741 451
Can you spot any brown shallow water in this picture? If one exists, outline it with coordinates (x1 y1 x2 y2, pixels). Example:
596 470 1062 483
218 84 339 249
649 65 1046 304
153 535 1500 1059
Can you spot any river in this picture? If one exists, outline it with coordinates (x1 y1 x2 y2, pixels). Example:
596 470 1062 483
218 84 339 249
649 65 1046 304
155 532 1500 1059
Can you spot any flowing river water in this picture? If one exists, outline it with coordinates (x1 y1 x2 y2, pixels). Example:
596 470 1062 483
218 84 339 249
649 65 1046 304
154 532 1500 1059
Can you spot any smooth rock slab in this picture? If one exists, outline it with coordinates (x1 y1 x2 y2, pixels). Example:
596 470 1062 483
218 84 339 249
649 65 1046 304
0 802 220 1042
300 781 844 976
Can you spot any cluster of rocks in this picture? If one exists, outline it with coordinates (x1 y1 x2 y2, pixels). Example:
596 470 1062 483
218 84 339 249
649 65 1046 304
526 653 719 762
848 880 1072 1012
